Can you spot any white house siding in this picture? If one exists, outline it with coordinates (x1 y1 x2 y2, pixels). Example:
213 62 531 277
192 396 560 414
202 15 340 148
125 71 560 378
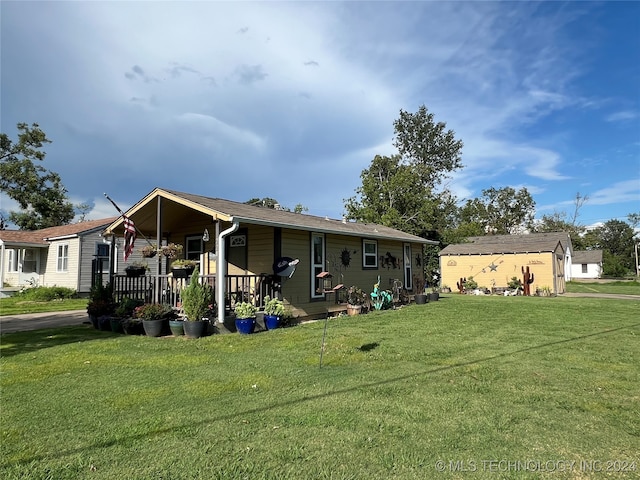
570 263 601 279
43 238 81 290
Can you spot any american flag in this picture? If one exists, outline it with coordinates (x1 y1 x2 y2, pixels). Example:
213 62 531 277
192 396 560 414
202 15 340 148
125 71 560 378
123 215 136 261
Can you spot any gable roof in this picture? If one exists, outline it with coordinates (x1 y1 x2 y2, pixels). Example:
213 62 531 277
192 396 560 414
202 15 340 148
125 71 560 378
0 218 118 247
104 188 437 245
439 232 567 256
572 250 603 264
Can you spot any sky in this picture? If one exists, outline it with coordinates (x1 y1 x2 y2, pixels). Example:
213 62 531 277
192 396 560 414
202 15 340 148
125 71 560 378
1 1 639 232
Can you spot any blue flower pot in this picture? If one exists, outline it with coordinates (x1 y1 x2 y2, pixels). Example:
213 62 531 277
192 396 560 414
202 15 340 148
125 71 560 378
264 314 280 330
235 317 256 334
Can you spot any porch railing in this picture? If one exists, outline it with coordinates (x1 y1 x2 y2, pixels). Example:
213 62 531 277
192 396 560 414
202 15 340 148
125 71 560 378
111 274 277 312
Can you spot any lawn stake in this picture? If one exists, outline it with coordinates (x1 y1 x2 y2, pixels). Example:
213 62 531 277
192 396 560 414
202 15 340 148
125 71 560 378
319 315 330 368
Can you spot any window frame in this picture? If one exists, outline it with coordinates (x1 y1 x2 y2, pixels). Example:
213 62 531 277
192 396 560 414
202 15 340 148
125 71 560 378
311 233 325 299
362 239 378 269
57 244 69 272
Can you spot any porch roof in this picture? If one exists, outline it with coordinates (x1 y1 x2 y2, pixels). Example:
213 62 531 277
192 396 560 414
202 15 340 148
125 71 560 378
104 187 438 245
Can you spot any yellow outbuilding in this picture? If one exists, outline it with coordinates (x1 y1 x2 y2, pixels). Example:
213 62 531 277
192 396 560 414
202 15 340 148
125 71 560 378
439 233 571 295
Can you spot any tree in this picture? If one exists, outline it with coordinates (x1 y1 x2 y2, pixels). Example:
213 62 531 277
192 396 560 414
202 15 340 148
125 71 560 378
392 105 464 189
244 197 308 213
345 106 464 274
0 123 74 229
459 187 536 235
584 219 636 276
535 211 588 249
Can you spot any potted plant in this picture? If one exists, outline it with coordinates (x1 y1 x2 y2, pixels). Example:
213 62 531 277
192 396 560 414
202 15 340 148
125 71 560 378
125 261 148 277
113 297 144 334
413 275 428 305
263 295 285 330
141 244 158 258
170 259 198 279
86 281 114 330
346 285 367 315
160 242 183 259
134 303 177 337
181 267 213 338
234 301 258 334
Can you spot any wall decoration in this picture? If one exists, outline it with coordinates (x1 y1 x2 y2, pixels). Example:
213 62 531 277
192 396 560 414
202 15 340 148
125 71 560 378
230 235 246 247
415 254 422 267
340 248 355 268
380 252 399 269
447 259 457 266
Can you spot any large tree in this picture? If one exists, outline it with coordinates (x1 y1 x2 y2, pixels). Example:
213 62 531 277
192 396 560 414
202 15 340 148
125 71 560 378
459 186 536 235
392 105 464 189
583 219 636 276
344 106 463 273
0 123 74 229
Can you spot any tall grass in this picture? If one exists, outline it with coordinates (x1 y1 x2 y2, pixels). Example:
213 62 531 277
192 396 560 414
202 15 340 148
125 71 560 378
1 295 638 479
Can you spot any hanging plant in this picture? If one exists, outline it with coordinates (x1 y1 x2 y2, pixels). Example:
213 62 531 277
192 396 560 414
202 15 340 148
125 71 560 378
141 244 157 258
160 243 183 259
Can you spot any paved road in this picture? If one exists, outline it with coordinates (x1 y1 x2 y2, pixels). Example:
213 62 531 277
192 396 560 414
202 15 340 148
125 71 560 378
0 310 90 334
1 292 638 334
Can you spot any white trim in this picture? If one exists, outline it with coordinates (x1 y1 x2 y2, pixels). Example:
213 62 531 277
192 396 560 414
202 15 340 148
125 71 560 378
311 233 325 299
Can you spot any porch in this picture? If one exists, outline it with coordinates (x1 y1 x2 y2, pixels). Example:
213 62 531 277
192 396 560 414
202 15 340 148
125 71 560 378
110 273 279 314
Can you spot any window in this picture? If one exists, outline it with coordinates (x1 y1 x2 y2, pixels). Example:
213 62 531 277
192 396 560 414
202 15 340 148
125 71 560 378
57 244 69 272
311 233 325 298
581 264 588 274
185 235 203 261
403 243 413 289
8 249 19 272
363 239 378 268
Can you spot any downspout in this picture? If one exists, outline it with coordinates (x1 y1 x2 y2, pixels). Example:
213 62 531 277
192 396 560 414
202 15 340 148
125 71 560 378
217 218 239 325
0 240 5 290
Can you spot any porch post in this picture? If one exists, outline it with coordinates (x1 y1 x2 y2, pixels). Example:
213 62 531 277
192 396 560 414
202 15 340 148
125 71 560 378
217 219 239 325
155 196 162 303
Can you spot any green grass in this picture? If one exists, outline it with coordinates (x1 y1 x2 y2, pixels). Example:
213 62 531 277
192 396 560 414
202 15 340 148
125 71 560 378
1 295 639 479
0 297 88 316
566 280 640 296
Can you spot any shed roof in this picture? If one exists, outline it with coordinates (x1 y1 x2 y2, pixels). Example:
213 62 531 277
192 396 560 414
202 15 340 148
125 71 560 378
104 188 437 244
572 250 603 264
439 232 568 256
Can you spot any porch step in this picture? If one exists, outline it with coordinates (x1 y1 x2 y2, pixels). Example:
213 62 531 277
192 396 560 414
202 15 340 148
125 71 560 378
326 304 348 316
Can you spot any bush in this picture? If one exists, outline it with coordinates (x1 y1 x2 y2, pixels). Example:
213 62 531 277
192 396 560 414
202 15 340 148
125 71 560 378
463 276 478 290
181 267 213 321
114 297 145 318
134 303 177 320
15 286 77 301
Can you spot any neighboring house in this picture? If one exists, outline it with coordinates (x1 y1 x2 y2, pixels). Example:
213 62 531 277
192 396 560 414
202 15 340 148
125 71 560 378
0 217 118 298
439 232 570 295
571 250 603 279
102 188 438 322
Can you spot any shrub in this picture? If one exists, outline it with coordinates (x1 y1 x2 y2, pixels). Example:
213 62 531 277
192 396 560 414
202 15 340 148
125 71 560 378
134 303 177 320
15 286 77 301
114 297 145 318
463 276 478 290
181 267 213 321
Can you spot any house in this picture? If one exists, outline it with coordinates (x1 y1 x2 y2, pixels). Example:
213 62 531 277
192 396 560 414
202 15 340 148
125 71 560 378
0 217 118 298
439 232 570 295
102 188 438 323
571 250 603 279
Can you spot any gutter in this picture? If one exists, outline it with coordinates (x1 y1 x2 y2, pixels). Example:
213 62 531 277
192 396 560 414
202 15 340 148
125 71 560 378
216 218 239 325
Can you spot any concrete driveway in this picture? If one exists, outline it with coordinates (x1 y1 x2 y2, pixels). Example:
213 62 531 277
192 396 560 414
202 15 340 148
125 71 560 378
0 310 90 334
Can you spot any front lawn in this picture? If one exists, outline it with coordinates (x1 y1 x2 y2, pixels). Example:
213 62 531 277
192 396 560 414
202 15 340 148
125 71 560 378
1 295 638 479
566 280 640 296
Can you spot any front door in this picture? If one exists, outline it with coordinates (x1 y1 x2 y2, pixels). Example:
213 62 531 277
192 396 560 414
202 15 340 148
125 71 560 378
226 229 248 271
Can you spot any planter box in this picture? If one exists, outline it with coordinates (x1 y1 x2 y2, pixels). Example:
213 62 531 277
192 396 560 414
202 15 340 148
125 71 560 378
171 266 195 279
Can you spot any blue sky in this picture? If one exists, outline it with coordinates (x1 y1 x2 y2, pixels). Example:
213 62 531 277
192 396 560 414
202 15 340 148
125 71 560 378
1 1 639 231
